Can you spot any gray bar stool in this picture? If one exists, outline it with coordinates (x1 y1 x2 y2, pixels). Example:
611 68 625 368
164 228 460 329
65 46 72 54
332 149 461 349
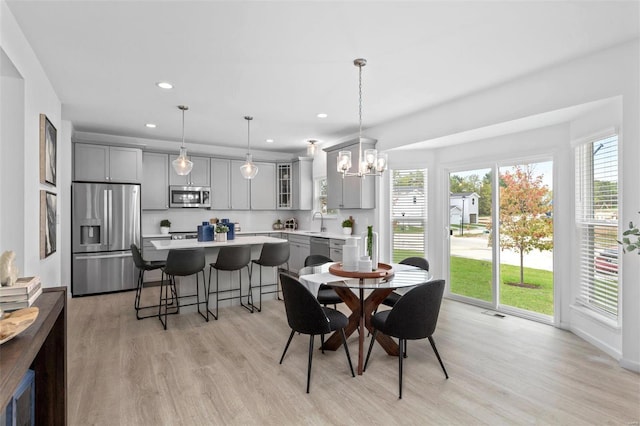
207 245 252 319
159 248 207 330
131 243 166 320
250 242 290 312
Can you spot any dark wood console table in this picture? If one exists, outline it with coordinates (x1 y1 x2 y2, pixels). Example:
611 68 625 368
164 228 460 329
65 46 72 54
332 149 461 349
0 287 67 425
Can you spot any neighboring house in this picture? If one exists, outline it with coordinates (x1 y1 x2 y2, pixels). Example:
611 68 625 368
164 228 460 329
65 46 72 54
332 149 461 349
450 192 479 224
450 206 462 226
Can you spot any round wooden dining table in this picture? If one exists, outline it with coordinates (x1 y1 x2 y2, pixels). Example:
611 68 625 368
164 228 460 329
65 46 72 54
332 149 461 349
298 263 432 375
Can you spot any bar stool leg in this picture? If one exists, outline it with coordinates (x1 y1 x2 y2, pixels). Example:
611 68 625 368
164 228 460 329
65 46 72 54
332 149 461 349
239 265 254 313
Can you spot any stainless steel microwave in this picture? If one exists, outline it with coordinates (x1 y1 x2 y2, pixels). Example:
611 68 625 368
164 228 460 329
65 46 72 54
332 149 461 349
169 186 211 208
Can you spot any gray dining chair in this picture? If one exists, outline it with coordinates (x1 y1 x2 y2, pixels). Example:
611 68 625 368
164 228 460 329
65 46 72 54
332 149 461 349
364 279 448 398
279 273 355 393
303 255 342 309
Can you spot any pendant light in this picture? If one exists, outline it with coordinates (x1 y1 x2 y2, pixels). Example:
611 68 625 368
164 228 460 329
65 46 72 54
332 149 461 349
240 116 259 179
337 58 387 178
172 105 193 176
307 140 317 156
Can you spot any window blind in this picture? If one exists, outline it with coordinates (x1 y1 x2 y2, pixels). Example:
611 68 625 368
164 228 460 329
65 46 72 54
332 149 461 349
574 135 619 319
391 169 427 261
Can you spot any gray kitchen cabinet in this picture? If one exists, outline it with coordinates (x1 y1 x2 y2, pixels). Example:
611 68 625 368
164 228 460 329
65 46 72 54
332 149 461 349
330 239 345 262
278 158 312 210
142 236 170 282
251 162 276 210
325 139 376 209
169 155 210 186
142 152 169 210
74 143 142 183
277 163 292 209
210 158 231 209
288 234 310 274
293 157 313 210
230 160 250 210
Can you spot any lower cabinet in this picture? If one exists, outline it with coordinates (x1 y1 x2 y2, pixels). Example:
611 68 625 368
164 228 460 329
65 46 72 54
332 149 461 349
142 237 170 282
330 239 345 262
288 234 310 274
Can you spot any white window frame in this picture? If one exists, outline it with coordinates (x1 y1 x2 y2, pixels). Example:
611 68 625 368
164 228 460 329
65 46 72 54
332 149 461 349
574 133 620 321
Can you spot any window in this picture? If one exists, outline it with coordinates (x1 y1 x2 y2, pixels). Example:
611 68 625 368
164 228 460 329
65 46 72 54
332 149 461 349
314 177 337 215
391 169 427 262
575 134 619 319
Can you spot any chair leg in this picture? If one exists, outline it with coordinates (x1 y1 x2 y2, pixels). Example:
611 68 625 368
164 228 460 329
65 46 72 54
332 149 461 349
399 338 405 399
240 266 254 313
279 330 295 364
340 328 355 378
307 334 314 393
320 334 325 354
206 266 218 321
428 336 449 379
196 270 208 322
363 329 378 372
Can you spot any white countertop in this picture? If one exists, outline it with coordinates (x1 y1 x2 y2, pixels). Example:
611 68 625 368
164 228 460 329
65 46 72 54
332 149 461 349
150 235 287 250
143 230 359 240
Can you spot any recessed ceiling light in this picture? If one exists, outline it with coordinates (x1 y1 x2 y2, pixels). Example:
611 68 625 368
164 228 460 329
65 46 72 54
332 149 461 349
317 113 328 118
156 81 173 89
145 123 157 128
266 139 274 143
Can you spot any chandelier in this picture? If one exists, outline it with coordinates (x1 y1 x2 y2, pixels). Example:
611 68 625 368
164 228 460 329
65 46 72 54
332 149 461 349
337 58 387 178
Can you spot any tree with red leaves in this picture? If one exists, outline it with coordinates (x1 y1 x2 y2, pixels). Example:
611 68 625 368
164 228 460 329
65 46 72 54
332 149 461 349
494 165 553 285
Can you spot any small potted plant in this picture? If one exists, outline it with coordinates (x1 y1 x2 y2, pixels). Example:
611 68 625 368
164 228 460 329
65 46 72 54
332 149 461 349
342 218 353 235
160 219 171 235
216 224 229 242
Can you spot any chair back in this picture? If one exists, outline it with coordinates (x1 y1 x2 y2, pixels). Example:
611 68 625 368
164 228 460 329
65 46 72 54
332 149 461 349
214 245 251 271
131 243 145 269
257 242 290 267
280 273 331 335
304 254 333 267
383 280 445 340
164 248 205 277
399 256 429 271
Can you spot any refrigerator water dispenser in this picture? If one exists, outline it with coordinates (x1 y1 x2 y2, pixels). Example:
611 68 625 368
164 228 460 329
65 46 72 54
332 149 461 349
80 225 101 245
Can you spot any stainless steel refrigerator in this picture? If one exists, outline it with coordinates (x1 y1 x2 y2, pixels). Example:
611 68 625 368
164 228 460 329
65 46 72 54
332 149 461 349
72 182 141 296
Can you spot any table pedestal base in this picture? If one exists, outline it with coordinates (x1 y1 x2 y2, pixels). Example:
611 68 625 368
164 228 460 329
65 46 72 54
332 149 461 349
322 286 398 375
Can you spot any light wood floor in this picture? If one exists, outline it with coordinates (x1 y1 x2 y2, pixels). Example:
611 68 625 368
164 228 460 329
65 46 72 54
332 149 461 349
67 289 640 425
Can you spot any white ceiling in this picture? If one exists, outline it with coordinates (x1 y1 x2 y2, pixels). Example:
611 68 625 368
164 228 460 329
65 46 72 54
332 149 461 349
6 1 640 153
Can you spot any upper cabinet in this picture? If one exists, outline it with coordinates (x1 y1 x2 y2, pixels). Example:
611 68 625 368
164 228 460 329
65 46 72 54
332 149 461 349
210 158 231 209
251 162 277 210
169 155 210 187
142 152 169 210
292 158 313 210
74 143 142 183
278 158 312 210
230 160 250 210
277 163 292 209
325 139 376 209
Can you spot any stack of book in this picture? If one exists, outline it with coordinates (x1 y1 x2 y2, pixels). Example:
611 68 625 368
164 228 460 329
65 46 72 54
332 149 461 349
0 276 42 312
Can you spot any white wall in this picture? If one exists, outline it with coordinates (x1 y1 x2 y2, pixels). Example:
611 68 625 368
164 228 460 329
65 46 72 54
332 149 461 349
373 40 639 371
0 1 64 288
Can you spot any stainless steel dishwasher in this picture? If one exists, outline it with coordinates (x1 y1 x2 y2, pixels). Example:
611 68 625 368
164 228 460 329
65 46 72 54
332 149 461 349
310 237 331 258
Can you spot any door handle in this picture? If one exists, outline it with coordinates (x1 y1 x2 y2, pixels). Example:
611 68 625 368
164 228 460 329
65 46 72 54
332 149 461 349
108 190 113 247
75 252 132 260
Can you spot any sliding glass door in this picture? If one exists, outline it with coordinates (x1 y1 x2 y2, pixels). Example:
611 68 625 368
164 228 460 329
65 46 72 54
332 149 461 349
448 161 554 320
448 168 493 303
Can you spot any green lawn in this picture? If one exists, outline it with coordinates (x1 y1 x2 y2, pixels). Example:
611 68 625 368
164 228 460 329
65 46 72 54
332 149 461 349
391 251 554 316
450 256 553 316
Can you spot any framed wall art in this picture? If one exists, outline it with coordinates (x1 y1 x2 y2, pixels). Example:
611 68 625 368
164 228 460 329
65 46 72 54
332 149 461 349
39 114 57 186
40 190 57 259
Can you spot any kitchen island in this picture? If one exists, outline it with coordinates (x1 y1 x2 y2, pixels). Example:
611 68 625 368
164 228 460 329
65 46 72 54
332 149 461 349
149 235 288 311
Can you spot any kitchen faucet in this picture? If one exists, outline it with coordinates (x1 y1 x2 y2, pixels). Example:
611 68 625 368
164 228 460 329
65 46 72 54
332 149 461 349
312 211 326 233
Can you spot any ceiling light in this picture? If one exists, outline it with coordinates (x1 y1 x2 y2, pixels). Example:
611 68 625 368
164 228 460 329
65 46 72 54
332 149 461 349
317 113 328 118
145 123 157 128
240 116 259 179
171 105 193 176
337 58 387 178
307 140 317 156
266 139 274 143
156 82 173 89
